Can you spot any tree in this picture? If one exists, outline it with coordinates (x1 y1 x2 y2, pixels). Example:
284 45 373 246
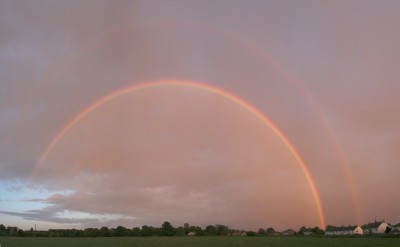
184 223 190 234
298 226 307 235
115 226 128 237
84 228 100 237
176 226 186 236
216 224 229 236
258 228 266 235
0 224 6 236
266 227 275 235
312 226 324 235
141 225 152 237
100 227 110 237
162 221 176 236
130 227 141 236
205 225 217 236
190 226 205 236
151 227 162 236
17 229 25 237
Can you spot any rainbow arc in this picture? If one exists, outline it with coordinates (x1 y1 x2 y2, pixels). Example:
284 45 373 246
33 80 326 228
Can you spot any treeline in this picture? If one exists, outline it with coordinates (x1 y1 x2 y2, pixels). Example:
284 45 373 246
0 222 276 237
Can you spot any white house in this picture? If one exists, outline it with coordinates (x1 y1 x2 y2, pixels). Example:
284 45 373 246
325 225 363 235
303 230 313 236
362 221 390 234
390 223 400 234
231 230 246 237
342 225 363 235
325 226 341 236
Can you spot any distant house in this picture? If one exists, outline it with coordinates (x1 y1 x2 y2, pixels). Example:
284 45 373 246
362 221 390 234
325 225 363 235
299 227 313 235
187 231 196 236
231 230 246 237
325 226 341 236
391 223 400 231
6 226 18 235
283 229 296 235
303 230 313 236
342 225 363 235
390 223 400 234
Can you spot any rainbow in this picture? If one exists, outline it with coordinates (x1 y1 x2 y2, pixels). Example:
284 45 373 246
33 80 326 228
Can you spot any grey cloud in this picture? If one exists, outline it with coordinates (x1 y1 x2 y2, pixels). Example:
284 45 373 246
23 198 47 203
0 208 102 226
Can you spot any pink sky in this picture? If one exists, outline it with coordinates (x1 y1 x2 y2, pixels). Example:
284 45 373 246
1 0 400 230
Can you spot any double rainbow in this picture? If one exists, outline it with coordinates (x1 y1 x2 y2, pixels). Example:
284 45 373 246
33 80 326 228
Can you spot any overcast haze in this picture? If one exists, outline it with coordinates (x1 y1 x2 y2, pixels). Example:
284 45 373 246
1 0 400 231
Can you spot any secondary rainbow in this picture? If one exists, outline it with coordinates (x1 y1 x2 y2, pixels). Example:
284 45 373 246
33 80 326 228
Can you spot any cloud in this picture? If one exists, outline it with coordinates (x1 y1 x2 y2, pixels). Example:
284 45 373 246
0 208 111 227
23 198 47 203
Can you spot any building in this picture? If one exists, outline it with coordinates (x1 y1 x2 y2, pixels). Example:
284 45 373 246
282 229 296 235
325 225 363 236
390 223 400 234
362 221 390 234
303 230 313 236
231 230 246 237
325 226 341 236
342 225 363 235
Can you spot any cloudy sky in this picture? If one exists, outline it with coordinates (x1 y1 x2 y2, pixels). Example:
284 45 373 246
1 0 400 231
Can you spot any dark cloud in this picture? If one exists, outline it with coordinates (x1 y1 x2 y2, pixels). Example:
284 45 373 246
23 198 47 203
0 208 102 226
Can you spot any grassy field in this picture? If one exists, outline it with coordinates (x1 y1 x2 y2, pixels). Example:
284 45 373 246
1 236 400 247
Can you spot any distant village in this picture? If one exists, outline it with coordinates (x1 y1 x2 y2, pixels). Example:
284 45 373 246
284 220 399 236
0 220 399 237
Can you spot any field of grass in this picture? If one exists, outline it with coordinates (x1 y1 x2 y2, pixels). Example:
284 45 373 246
1 236 400 247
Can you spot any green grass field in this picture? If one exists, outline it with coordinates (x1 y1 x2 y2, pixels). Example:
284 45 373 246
1 237 399 247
